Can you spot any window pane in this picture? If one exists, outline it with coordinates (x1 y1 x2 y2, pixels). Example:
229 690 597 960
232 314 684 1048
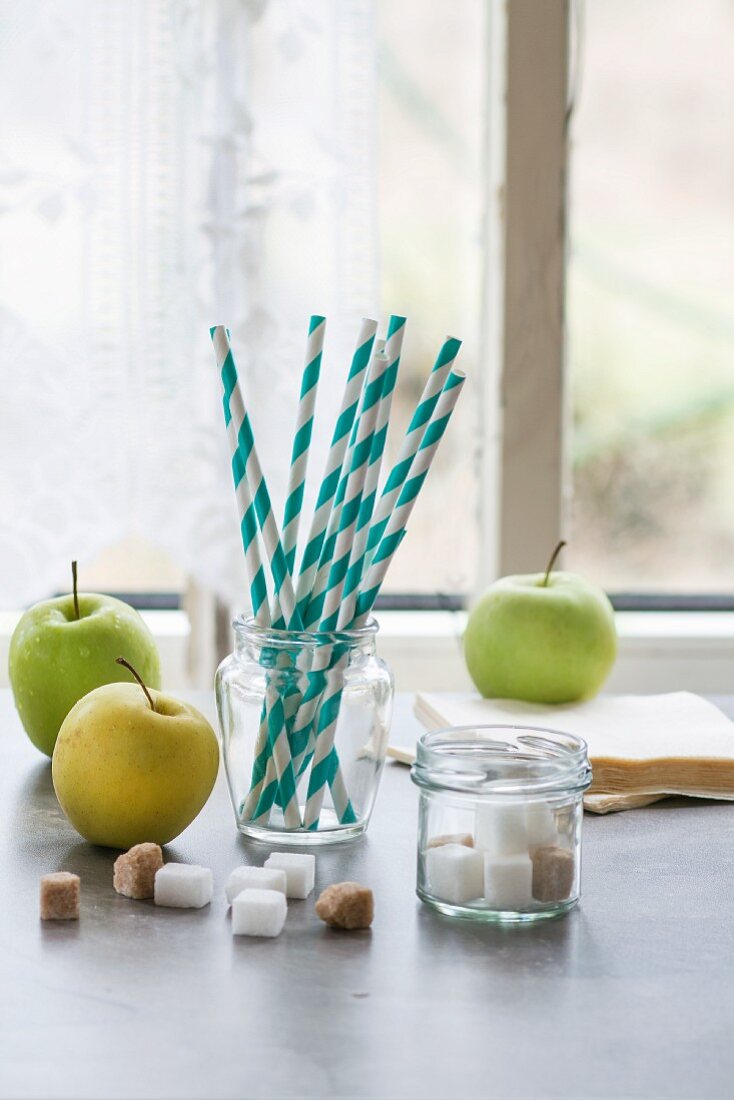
375 1 484 594
568 0 734 592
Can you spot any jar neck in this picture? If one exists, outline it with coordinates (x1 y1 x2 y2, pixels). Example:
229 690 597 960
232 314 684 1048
411 725 592 798
232 616 378 663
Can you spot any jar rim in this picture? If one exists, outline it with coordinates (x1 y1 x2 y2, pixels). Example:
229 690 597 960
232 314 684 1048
412 723 592 798
232 613 379 648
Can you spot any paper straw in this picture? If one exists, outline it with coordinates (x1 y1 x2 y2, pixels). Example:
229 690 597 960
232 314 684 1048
365 336 462 563
268 314 324 785
211 329 303 631
354 367 467 626
295 319 377 620
304 334 391 629
281 315 325 579
212 327 271 625
244 316 324 825
300 352 391 828
338 317 406 626
211 327 302 828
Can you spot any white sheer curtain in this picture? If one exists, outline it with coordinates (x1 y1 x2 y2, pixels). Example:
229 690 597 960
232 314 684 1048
0 0 377 608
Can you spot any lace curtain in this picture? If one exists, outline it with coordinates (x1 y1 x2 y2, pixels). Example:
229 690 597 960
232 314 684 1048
0 0 377 609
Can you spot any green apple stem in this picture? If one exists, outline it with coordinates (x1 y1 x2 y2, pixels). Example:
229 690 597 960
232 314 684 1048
542 540 567 586
71 560 80 620
115 656 156 712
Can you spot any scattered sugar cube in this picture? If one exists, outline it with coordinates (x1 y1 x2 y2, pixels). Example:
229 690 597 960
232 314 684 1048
425 843 484 904
154 864 213 909
532 846 575 903
476 803 528 856
264 853 315 899
40 872 80 921
232 888 287 937
426 832 474 849
525 803 558 853
484 853 534 911
225 865 287 904
113 843 163 900
315 882 374 930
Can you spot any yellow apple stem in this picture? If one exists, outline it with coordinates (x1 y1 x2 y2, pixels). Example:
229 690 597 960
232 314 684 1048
115 656 156 712
542 540 567 586
71 560 80 620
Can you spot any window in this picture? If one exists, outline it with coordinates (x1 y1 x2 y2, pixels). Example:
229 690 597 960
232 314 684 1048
568 0 734 596
6 0 729 640
376 0 485 596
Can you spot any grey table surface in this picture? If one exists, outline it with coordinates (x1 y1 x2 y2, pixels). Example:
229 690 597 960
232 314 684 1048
2 689 734 1100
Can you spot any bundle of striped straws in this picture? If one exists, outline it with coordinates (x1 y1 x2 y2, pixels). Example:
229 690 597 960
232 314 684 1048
211 316 464 832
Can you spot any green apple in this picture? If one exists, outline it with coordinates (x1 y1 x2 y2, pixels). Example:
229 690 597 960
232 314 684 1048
52 661 219 848
9 562 161 756
464 542 617 704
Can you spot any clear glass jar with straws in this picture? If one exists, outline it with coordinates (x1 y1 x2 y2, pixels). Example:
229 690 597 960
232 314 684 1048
216 617 392 842
210 313 465 841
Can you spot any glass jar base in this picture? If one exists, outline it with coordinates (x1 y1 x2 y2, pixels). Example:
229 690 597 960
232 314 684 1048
237 810 368 846
417 888 578 923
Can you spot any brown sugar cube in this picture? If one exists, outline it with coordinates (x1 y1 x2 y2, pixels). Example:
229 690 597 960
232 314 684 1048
531 846 575 903
426 832 474 850
40 872 80 921
315 882 374 930
113 843 164 900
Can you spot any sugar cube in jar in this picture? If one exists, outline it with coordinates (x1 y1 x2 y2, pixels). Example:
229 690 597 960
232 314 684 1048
411 725 590 922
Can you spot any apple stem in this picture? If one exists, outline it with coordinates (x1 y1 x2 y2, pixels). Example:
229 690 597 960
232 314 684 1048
116 656 156 712
71 560 80 620
542 540 567 586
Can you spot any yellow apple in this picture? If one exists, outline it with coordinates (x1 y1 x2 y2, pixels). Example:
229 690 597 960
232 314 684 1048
52 672 219 848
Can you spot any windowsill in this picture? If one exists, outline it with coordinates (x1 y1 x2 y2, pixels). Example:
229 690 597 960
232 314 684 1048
373 610 734 694
376 609 734 644
1 608 734 694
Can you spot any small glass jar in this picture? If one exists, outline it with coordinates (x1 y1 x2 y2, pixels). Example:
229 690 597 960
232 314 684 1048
215 616 393 844
411 725 592 922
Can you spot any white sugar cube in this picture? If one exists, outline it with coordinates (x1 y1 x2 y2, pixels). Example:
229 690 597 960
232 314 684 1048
526 802 558 853
425 843 484 904
484 853 533 911
154 864 212 909
232 888 287 937
225 865 287 904
264 853 315 899
476 803 528 856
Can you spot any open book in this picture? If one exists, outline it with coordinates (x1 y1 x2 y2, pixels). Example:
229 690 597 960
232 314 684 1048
406 692 734 813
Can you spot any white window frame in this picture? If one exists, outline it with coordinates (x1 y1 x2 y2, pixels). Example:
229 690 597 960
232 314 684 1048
479 0 570 588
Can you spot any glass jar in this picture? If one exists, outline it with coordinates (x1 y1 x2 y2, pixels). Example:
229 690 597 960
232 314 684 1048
411 725 592 922
215 616 393 844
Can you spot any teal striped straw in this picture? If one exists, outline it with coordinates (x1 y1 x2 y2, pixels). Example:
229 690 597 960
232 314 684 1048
338 316 406 625
364 336 462 566
300 351 392 829
280 315 325 583
210 327 302 828
246 316 325 825
212 326 271 625
355 368 467 623
304 326 397 628
295 319 377 618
